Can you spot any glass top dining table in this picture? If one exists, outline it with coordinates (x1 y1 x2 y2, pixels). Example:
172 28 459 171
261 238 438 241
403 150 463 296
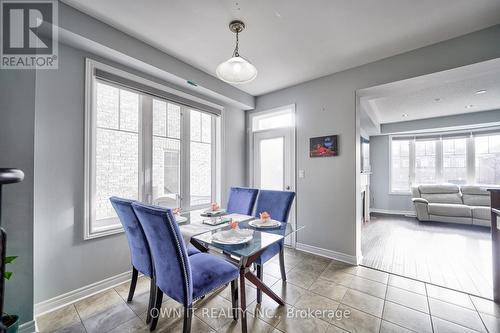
178 209 304 258
177 209 304 333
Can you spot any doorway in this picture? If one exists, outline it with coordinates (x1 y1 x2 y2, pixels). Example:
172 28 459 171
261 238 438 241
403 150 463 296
356 58 500 299
249 105 296 245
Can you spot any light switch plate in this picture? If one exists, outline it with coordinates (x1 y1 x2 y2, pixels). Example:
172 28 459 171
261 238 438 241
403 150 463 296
298 170 305 178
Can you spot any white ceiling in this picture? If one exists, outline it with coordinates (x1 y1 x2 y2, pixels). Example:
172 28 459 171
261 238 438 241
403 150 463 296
62 0 500 96
360 58 500 124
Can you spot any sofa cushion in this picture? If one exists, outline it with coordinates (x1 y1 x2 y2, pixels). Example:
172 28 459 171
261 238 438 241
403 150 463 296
461 186 490 206
471 206 490 221
428 203 471 217
418 184 462 204
463 194 490 207
461 185 488 195
418 184 460 194
421 193 462 204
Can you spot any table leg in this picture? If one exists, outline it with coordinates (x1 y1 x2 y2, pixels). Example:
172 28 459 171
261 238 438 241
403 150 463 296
190 238 209 252
245 271 285 306
239 269 247 333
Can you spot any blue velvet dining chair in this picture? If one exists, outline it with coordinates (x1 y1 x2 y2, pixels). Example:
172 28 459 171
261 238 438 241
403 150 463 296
253 190 295 303
109 197 201 324
226 187 259 215
131 202 240 332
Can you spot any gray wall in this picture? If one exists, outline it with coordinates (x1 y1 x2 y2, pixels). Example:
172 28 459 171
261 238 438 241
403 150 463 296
33 42 247 303
369 136 413 212
0 71 36 324
382 108 500 134
58 2 254 110
370 110 500 212
254 24 500 260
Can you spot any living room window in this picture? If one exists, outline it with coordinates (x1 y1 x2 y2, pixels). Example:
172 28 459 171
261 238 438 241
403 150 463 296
414 140 437 185
475 134 500 185
390 132 500 193
443 137 467 185
391 139 411 192
85 59 220 239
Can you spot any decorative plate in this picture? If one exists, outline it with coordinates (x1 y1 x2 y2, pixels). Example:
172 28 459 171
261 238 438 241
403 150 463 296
211 229 254 245
249 219 281 228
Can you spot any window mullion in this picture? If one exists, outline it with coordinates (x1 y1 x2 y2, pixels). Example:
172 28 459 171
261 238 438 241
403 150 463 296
141 95 153 204
436 139 443 183
467 134 475 184
211 117 217 203
409 139 416 188
181 107 191 210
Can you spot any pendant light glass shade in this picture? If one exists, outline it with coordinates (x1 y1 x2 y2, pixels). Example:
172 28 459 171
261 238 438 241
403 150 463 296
216 56 257 84
216 20 257 84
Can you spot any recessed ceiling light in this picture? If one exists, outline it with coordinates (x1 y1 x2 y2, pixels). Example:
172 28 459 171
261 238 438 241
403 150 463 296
434 98 441 102
465 104 474 109
402 113 409 118
476 90 487 95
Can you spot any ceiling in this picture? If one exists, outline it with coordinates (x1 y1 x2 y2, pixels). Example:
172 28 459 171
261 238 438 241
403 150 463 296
360 58 500 125
61 0 500 96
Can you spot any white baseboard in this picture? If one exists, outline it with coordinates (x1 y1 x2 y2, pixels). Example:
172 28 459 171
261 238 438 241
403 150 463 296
19 320 36 333
296 242 358 265
371 208 416 217
34 270 132 317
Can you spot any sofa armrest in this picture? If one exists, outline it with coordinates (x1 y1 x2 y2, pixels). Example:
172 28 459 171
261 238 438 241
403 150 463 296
412 198 430 221
412 197 428 204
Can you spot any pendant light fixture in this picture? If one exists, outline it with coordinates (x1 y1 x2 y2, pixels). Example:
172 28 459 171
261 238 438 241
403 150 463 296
216 20 257 84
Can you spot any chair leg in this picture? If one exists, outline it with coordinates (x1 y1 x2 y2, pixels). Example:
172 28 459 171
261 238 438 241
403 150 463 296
146 277 156 324
279 247 287 281
127 267 139 302
150 287 163 331
231 278 239 320
239 269 248 333
256 264 263 304
183 305 193 333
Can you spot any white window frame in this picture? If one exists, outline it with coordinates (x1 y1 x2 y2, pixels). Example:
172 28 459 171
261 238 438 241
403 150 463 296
85 59 220 240
388 131 495 194
247 104 296 186
388 137 413 195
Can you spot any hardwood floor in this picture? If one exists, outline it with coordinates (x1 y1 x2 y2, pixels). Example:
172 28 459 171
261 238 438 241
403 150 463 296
362 213 493 299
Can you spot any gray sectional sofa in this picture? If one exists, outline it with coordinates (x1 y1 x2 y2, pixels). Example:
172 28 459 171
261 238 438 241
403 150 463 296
411 184 491 227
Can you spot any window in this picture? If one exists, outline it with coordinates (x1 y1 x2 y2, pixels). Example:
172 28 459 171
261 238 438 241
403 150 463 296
152 99 181 208
390 132 500 193
190 110 213 206
475 134 500 185
391 139 410 192
414 140 437 185
252 108 294 132
361 138 370 173
94 83 140 232
85 61 219 239
443 138 467 185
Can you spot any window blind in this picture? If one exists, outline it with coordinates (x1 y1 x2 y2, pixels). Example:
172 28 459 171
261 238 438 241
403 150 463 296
95 68 222 116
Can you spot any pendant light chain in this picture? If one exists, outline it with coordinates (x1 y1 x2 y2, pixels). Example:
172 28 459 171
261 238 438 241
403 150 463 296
233 30 240 57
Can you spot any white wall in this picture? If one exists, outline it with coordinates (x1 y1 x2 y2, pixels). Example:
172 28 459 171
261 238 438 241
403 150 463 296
254 24 500 262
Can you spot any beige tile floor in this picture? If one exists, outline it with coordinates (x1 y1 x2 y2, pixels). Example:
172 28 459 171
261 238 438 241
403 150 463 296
36 249 500 333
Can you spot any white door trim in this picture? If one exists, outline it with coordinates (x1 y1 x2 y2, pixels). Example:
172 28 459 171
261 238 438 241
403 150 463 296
248 105 296 246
